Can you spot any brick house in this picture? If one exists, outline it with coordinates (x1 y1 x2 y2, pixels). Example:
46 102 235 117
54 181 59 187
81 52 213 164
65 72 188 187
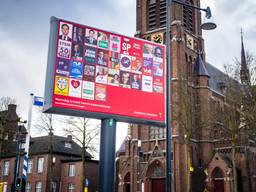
116 1 256 192
0 104 99 192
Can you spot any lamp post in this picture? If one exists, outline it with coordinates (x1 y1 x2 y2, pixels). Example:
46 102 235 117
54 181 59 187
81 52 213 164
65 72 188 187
13 120 27 192
137 140 141 192
165 1 216 192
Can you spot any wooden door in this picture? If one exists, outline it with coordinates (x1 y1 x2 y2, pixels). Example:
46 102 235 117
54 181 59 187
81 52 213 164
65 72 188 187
151 178 166 192
214 179 224 192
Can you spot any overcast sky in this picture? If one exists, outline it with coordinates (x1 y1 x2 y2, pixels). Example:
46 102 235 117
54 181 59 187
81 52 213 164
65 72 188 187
0 0 255 149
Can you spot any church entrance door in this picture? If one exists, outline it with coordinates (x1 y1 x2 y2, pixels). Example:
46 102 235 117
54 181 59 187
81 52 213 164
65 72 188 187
213 179 224 192
151 178 166 192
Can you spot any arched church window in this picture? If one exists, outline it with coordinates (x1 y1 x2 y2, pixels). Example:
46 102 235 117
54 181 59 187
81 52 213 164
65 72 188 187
147 160 164 177
212 167 224 179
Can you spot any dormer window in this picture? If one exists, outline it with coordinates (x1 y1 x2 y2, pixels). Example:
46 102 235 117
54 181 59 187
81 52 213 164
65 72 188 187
65 142 72 148
4 133 8 140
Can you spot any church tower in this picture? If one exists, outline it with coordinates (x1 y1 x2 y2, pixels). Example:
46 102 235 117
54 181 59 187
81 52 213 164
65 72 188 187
116 1 212 192
135 1 209 192
240 30 250 85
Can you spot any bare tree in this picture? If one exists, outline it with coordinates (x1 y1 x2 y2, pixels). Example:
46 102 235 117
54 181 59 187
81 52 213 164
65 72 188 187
222 51 256 192
63 117 100 190
0 96 16 111
33 108 55 192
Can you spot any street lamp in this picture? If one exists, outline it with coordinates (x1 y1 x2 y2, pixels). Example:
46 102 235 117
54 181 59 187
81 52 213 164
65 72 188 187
13 119 27 192
165 1 216 192
172 0 217 30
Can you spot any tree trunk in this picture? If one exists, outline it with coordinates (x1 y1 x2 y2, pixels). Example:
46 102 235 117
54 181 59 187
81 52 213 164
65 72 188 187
81 117 86 192
48 116 53 192
232 141 238 192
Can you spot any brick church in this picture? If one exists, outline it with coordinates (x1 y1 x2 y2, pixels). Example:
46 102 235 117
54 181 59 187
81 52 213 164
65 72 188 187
116 0 256 192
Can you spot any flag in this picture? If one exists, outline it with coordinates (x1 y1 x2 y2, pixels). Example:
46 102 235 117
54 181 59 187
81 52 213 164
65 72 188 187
33 96 44 107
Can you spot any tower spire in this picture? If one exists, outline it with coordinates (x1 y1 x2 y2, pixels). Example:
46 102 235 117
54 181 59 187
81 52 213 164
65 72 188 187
240 28 250 85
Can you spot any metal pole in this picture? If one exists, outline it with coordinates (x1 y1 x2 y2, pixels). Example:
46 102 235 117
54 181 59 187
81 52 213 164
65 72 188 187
13 126 21 192
172 0 207 12
166 0 172 192
22 93 34 181
137 140 141 192
99 118 116 192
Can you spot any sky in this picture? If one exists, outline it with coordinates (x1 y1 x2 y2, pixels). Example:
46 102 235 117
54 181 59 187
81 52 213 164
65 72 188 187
0 0 255 151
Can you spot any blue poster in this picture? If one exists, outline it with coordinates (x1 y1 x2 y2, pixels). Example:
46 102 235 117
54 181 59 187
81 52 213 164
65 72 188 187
70 61 83 79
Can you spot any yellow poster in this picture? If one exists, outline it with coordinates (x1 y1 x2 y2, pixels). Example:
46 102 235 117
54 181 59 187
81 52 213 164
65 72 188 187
0 182 3 192
54 76 69 96
151 32 164 44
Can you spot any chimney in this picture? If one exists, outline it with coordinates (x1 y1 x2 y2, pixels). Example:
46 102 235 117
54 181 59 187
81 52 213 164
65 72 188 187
8 104 17 112
67 135 72 142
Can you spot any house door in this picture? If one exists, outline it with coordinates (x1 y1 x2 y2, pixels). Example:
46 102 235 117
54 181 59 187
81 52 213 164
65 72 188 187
151 178 165 192
213 179 224 192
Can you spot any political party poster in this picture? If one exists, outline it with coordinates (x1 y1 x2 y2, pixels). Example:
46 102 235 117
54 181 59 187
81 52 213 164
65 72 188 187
44 17 166 126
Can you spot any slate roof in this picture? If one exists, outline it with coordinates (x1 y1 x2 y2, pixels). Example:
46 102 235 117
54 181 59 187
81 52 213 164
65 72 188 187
194 54 210 77
117 140 125 152
219 153 233 168
0 135 93 159
206 63 240 95
206 63 227 94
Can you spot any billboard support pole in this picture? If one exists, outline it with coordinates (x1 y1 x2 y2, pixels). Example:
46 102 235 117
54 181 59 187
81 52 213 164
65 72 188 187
166 0 172 192
99 118 116 192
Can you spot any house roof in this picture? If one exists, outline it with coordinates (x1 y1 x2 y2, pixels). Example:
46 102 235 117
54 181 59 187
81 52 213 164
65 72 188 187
0 135 93 159
29 135 92 158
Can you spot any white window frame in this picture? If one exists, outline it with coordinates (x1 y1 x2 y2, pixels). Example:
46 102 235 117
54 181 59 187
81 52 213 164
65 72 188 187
35 181 42 192
68 183 75 192
37 157 44 173
27 159 33 173
51 181 57 192
68 164 76 177
25 182 31 192
3 160 10 176
65 142 72 148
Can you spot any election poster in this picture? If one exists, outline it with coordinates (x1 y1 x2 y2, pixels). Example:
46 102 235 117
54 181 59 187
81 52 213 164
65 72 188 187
44 18 166 126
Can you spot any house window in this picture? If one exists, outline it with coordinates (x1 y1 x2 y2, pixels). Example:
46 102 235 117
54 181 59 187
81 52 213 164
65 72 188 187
4 133 8 140
51 181 57 192
25 182 31 192
35 181 42 192
65 142 72 148
27 159 33 173
68 164 76 176
68 183 75 192
37 157 44 173
150 126 165 139
3 160 10 176
20 143 25 149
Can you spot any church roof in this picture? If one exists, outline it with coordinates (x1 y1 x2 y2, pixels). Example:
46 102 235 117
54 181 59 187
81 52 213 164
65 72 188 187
194 53 210 77
117 140 126 152
206 63 240 95
206 63 227 94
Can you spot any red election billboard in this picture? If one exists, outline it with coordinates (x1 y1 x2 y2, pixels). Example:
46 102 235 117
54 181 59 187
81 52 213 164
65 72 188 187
44 17 166 126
